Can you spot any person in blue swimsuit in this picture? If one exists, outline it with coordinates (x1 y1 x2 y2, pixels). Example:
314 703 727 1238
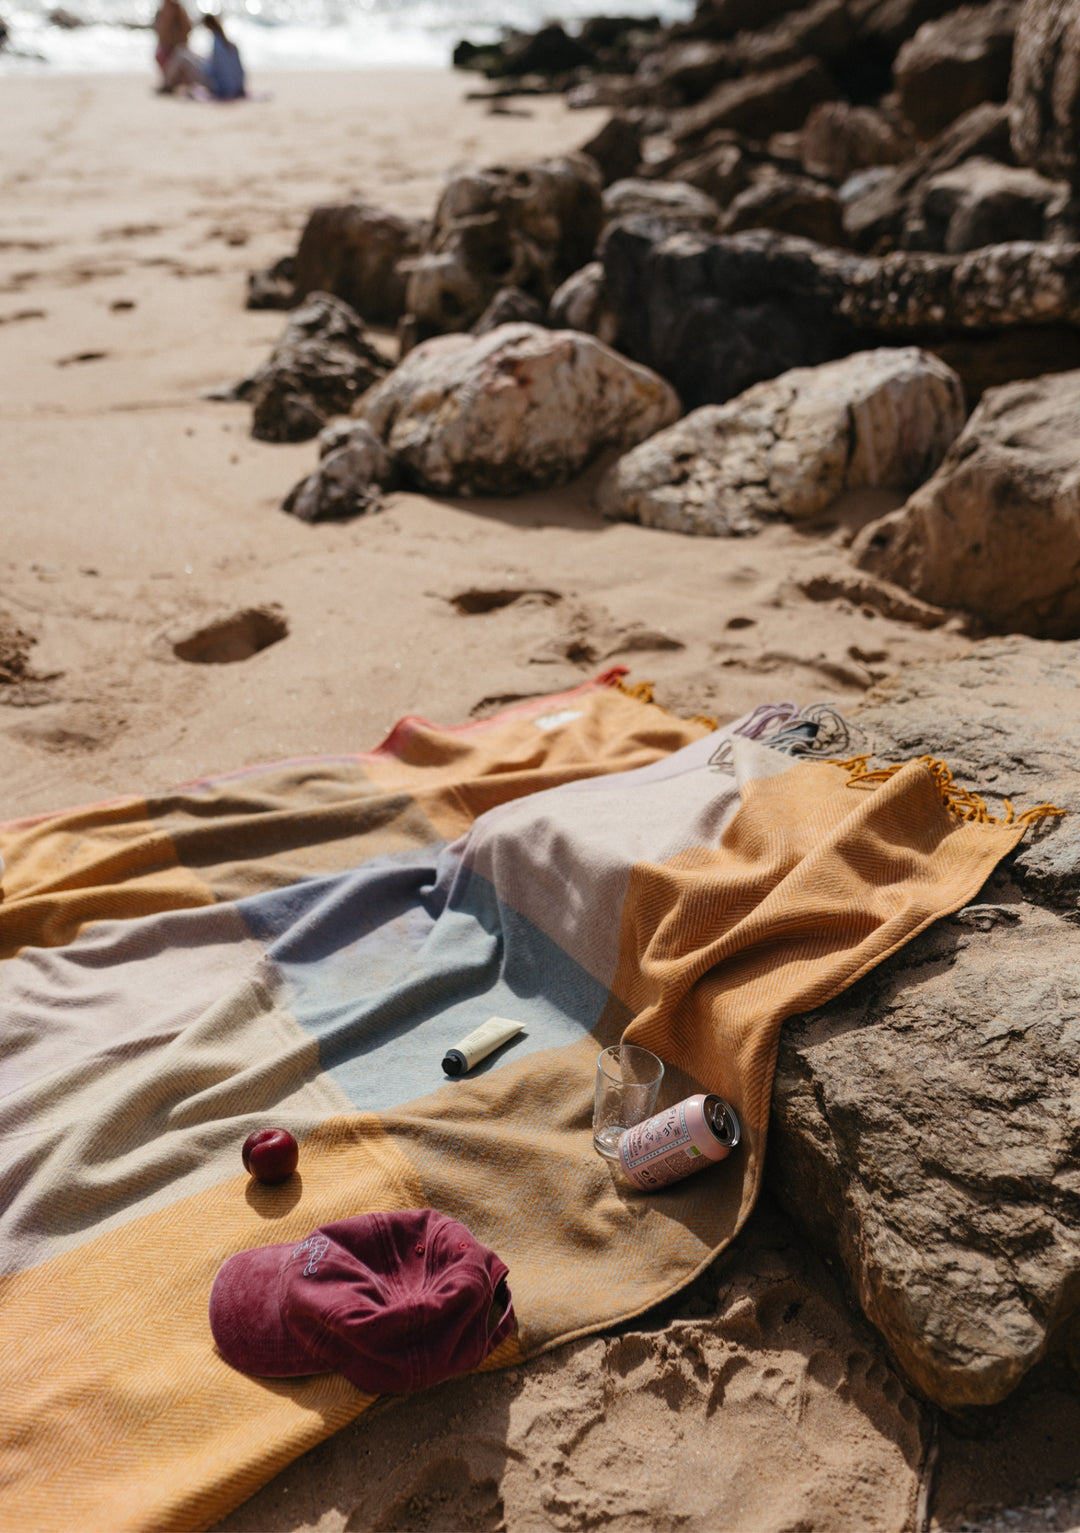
201 12 246 100
163 10 245 99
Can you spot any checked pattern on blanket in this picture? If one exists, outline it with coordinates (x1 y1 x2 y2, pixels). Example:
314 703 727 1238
0 671 1032 1531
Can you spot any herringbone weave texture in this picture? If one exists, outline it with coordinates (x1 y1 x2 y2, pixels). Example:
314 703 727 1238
0 678 1023 1531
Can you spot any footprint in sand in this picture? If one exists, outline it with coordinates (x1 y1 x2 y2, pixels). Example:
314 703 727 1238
447 588 562 615
168 606 289 665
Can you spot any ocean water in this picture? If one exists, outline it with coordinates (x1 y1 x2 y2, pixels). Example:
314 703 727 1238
0 0 688 75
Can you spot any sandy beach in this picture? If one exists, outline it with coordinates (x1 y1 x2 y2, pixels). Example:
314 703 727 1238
3 68 1078 1533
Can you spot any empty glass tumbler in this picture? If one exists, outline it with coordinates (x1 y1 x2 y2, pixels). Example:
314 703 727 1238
592 1044 665 1160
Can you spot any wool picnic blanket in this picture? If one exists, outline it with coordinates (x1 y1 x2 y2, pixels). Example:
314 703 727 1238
0 671 1033 1532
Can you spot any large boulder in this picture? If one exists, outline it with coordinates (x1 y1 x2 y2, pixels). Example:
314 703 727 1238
547 262 618 344
721 172 846 245
847 0 969 94
402 157 603 344
1009 0 1080 189
769 636 1080 1410
894 1 1020 140
600 219 1080 408
852 367 1080 638
597 347 963 535
669 137 753 205
843 100 1015 251
906 155 1067 250
600 222 856 410
239 292 390 443
602 177 721 231
286 203 424 325
800 101 909 184
357 322 680 496
578 113 643 186
669 57 836 146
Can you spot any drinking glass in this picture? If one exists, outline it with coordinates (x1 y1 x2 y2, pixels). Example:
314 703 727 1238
592 1044 665 1160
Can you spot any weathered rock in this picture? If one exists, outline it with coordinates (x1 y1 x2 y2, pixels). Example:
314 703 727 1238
600 221 855 410
721 172 846 245
670 57 836 146
853 367 1080 638
769 635 1080 1410
895 1 1019 140
579 113 643 186
848 0 965 93
546 262 618 344
669 137 753 204
403 157 603 342
1009 0 1080 189
598 346 963 534
471 286 546 334
842 100 1014 251
671 0 795 43
285 203 424 325
242 292 390 443
281 420 397 522
245 253 295 311
358 322 679 497
633 38 735 108
603 177 721 231
733 0 855 75
800 100 909 183
908 155 1066 251
600 218 1080 407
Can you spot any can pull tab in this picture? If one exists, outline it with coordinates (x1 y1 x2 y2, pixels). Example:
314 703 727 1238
705 1095 741 1149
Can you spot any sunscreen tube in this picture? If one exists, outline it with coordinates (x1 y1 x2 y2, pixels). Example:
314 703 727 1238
443 1016 525 1077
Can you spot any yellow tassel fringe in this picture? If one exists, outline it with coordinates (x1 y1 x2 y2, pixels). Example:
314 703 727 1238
613 677 719 732
828 754 1066 828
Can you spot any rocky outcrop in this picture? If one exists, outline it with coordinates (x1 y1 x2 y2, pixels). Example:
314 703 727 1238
769 636 1080 1410
547 262 617 344
288 204 424 325
908 156 1067 251
245 205 424 322
669 137 753 205
602 177 721 231
800 101 909 183
402 157 603 343
358 322 680 497
281 420 397 522
597 347 963 534
237 292 390 443
599 220 1080 407
578 113 643 186
852 367 1080 638
721 173 846 245
669 57 835 146
894 1 1019 140
1009 0 1080 189
841 100 1015 251
471 286 546 334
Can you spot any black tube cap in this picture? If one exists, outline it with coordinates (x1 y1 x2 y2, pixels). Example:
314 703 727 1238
442 1049 468 1077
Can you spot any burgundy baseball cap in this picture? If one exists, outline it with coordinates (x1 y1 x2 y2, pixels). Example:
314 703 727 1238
209 1208 515 1394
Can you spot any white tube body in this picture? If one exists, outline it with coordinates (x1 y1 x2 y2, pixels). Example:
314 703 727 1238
444 1016 524 1075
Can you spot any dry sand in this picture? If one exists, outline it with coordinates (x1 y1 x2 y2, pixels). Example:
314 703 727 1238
3 69 1078 1533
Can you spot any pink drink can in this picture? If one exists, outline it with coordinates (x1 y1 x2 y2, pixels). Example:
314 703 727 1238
617 1093 741 1190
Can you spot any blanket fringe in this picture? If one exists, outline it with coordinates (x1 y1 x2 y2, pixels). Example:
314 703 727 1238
612 677 719 732
828 755 1066 828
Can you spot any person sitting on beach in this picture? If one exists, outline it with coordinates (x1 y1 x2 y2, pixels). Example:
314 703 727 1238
201 13 246 100
161 11 246 100
153 0 192 90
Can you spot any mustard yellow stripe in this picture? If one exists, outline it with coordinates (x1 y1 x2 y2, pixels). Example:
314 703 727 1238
0 1117 426 1533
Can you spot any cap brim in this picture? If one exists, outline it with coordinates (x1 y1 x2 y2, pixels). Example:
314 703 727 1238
209 1240 328 1379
